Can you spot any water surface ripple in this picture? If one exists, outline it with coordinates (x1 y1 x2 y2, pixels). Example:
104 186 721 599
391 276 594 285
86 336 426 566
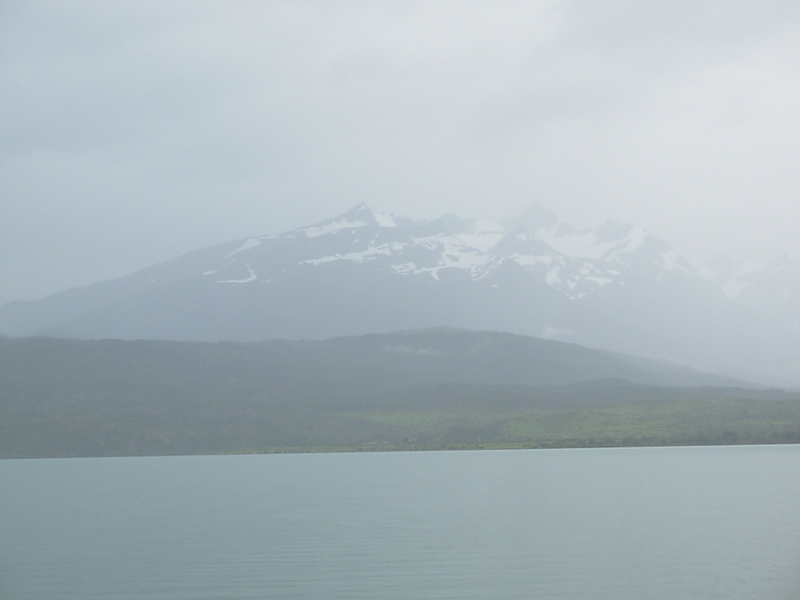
2 445 799 599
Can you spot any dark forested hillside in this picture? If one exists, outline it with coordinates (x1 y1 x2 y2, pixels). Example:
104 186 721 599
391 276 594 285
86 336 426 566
1 330 797 458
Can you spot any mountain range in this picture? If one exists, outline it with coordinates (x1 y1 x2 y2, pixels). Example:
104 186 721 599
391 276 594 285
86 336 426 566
2 202 799 384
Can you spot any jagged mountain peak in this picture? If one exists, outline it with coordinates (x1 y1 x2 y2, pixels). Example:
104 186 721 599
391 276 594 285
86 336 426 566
521 210 694 274
274 202 694 279
594 219 639 242
344 201 370 214
294 202 387 235
489 226 557 257
517 200 559 231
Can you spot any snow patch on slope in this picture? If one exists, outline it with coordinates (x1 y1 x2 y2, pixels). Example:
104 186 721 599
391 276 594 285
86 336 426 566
302 242 410 266
218 265 257 283
302 219 369 238
538 225 647 262
374 212 397 228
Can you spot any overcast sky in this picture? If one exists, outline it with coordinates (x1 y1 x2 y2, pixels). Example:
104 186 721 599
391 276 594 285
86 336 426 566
2 1 800 306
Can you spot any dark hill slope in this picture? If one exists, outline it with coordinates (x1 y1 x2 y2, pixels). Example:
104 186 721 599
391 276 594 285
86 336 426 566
1 330 793 458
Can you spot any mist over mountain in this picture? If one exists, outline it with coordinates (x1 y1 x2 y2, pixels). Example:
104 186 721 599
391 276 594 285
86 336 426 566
2 202 799 385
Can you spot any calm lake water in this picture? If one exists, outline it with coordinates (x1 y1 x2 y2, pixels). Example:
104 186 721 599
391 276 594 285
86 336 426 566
2 445 799 599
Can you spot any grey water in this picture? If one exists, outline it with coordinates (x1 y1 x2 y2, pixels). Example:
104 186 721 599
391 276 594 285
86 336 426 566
2 446 799 600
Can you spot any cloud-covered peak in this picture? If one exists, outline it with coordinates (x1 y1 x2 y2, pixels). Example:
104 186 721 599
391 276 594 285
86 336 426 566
512 202 693 273
516 200 559 232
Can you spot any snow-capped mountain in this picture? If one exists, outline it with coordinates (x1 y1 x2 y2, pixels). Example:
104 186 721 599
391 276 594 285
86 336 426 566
518 202 695 273
2 202 799 384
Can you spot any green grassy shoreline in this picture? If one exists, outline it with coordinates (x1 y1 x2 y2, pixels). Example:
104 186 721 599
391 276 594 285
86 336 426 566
237 438 800 456
5 398 799 459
